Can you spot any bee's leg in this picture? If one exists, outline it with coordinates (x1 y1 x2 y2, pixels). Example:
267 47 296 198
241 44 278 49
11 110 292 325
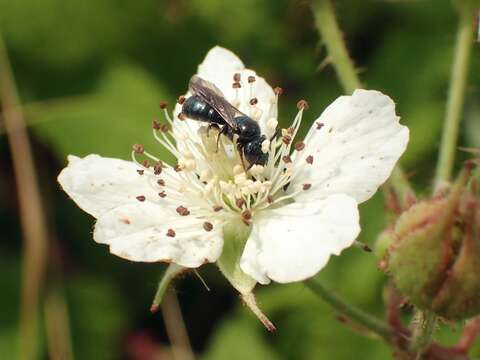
237 143 248 171
207 123 220 138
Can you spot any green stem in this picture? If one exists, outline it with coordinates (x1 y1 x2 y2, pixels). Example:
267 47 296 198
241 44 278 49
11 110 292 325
411 311 437 359
306 277 393 341
311 0 362 93
150 264 186 313
434 3 476 190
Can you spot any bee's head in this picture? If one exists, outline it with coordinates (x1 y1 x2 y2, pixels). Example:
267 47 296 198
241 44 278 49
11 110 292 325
244 135 268 167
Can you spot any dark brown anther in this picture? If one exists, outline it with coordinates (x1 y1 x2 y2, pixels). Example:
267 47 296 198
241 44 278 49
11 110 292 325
316 122 324 130
302 183 312 191
203 222 213 232
248 75 256 83
132 143 144 154
177 112 186 120
232 82 241 89
158 191 167 198
287 127 294 135
136 195 146 202
267 195 274 204
294 141 305 151
306 155 314 164
137 169 145 175
152 120 161 130
297 99 309 110
159 101 168 109
176 206 190 216
235 198 246 209
249 98 258 106
282 135 292 145
142 160 150 168
157 179 165 186
153 162 163 175
233 73 241 82
274 87 283 96
160 124 170 133
177 95 186 105
174 164 182 172
166 228 176 237
241 209 252 221
282 155 292 163
213 205 223 212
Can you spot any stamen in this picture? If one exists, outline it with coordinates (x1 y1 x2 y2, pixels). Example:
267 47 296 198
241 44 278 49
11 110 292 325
249 98 258 106
137 169 144 175
177 112 186 121
153 162 163 175
294 141 305 151
132 143 144 154
235 198 246 209
152 120 161 131
241 209 252 224
297 99 309 110
233 73 241 82
136 195 146 202
316 122 324 130
176 206 190 216
302 183 312 191
157 179 165 186
142 160 150 168
159 101 168 109
213 205 223 212
274 87 283 96
203 222 213 232
166 229 176 237
306 155 314 164
177 95 186 105
158 191 167 198
282 155 292 163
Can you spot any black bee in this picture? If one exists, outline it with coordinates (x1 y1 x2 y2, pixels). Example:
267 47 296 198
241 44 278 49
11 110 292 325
182 75 268 168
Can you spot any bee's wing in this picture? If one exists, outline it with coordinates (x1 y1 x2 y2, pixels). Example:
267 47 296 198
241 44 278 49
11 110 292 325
188 76 243 130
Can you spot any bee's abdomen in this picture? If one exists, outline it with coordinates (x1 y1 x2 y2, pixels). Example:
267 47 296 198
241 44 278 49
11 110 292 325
182 95 225 125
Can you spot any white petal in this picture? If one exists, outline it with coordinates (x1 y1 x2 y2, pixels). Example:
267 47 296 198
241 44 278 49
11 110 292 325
290 90 409 204
93 202 223 267
240 194 360 284
58 154 158 218
173 46 277 147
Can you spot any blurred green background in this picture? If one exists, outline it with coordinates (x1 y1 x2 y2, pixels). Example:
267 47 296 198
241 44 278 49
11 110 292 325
1 0 479 359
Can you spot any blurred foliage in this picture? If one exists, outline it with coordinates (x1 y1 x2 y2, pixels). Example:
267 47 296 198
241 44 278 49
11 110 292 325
1 0 479 359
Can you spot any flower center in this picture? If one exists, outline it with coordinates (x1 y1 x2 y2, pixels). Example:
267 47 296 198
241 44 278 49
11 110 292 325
130 80 315 225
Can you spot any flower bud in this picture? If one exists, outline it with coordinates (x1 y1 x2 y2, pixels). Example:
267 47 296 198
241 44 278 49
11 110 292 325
384 165 480 320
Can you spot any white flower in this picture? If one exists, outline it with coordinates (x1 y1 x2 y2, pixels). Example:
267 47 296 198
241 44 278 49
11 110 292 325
58 46 409 289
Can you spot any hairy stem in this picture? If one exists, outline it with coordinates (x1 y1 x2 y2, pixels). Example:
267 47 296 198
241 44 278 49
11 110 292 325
411 311 437 359
434 3 476 190
306 277 392 341
311 0 362 93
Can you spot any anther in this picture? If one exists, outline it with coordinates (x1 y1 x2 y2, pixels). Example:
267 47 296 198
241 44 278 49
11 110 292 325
249 98 258 105
297 99 309 110
294 141 305 151
158 191 167 198
137 169 144 175
177 112 186 120
248 75 256 83
157 179 165 186
132 143 144 154
176 206 190 216
166 229 176 237
316 122 324 130
282 135 292 145
233 73 241 82
235 198 246 209
241 209 252 221
306 155 314 164
232 82 241 89
160 124 169 133
267 195 273 204
213 205 223 212
174 164 182 172
152 120 161 130
153 162 163 175
302 183 312 191
177 96 186 105
274 87 283 95
159 101 168 109
282 155 292 163
136 195 146 202
287 127 295 135
142 160 150 168
203 222 213 232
